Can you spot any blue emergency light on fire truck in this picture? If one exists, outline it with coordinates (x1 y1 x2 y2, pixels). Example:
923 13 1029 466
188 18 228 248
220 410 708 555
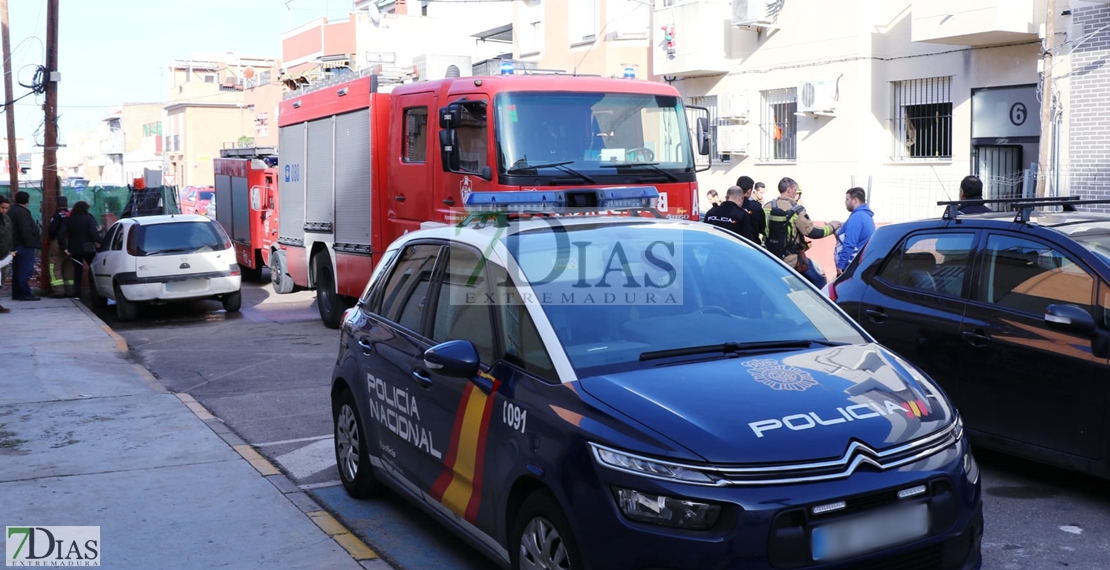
461 187 661 226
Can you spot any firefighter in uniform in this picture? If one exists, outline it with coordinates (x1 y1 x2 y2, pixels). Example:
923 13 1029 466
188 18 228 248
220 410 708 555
764 177 839 289
47 195 75 298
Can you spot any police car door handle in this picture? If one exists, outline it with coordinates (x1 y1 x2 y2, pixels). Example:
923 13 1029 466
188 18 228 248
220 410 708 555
357 338 374 353
864 308 888 323
411 368 434 387
962 330 991 347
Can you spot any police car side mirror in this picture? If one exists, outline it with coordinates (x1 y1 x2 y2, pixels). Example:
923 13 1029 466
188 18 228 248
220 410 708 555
1044 304 1096 336
439 129 460 172
423 340 480 378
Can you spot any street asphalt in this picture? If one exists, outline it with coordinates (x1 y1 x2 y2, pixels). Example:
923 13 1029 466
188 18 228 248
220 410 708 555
0 296 394 570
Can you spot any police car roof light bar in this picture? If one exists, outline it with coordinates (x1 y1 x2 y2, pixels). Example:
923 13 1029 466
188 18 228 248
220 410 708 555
459 187 662 227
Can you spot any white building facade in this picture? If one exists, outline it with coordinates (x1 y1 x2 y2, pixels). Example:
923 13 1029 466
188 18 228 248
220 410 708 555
652 0 1096 223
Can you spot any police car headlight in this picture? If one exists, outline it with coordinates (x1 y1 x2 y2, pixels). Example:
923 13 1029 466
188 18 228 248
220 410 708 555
591 444 720 485
612 487 722 530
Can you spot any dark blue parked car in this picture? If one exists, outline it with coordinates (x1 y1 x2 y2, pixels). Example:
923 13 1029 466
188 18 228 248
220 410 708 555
331 190 983 570
832 199 1110 478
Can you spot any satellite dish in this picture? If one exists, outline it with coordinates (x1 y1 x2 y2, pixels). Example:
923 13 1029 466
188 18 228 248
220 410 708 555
368 3 382 25
243 67 256 79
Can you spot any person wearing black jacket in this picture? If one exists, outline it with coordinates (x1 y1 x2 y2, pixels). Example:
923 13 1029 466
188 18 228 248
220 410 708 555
9 191 42 301
61 200 101 299
736 176 767 244
704 185 756 242
0 195 12 312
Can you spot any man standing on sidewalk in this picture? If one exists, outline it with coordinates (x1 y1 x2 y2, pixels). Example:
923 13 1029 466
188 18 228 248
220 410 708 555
736 176 767 245
9 191 42 301
834 187 875 277
0 194 13 313
764 177 840 289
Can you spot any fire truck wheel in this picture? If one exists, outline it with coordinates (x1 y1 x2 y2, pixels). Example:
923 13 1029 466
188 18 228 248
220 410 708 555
115 285 138 322
315 254 343 329
271 250 295 294
222 291 242 313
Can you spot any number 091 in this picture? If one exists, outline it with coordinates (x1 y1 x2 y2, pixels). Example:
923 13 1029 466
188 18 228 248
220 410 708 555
503 402 527 433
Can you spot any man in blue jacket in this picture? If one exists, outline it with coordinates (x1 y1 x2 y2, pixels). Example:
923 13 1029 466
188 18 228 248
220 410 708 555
834 187 875 277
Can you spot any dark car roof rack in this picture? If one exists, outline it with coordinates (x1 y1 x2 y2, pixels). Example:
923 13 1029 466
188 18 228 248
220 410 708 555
937 196 1081 222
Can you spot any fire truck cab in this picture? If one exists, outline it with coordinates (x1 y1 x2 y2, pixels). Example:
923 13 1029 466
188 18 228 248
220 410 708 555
275 71 710 328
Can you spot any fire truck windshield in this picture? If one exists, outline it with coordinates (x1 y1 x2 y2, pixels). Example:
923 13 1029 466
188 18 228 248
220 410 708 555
495 92 694 180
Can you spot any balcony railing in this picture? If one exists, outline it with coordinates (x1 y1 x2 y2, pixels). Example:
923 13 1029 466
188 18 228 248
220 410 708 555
101 130 125 155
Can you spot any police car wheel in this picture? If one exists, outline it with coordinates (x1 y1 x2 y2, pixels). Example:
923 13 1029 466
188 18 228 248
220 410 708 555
511 491 581 570
333 388 380 498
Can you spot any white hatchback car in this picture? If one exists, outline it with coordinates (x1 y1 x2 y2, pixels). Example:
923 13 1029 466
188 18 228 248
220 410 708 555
90 214 242 321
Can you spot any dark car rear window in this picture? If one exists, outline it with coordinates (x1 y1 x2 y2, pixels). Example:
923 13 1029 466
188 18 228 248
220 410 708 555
133 221 228 256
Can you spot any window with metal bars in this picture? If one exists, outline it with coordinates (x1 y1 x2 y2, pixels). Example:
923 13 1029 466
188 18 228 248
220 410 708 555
891 77 952 160
761 88 796 161
686 95 731 165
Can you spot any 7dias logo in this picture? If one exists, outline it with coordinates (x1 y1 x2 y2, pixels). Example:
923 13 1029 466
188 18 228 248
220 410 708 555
6 527 99 566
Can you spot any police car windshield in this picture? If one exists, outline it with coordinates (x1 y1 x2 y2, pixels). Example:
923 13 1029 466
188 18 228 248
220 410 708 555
502 224 867 376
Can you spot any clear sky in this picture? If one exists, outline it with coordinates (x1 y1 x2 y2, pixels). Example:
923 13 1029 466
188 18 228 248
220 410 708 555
7 0 355 148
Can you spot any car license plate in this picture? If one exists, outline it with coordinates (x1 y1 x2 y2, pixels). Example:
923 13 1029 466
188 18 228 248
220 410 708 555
166 279 208 293
811 503 929 561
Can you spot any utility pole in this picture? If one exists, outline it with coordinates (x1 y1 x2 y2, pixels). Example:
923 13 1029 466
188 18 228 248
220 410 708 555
1 0 18 198
40 0 58 292
1036 0 1057 198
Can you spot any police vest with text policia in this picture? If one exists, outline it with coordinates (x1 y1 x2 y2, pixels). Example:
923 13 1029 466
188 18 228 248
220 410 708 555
764 203 805 259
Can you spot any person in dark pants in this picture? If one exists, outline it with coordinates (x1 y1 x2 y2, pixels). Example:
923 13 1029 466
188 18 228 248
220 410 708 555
0 195 12 313
9 191 42 301
61 200 101 299
736 176 767 245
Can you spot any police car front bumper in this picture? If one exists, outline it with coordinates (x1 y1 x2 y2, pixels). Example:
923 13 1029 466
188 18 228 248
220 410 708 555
565 438 982 570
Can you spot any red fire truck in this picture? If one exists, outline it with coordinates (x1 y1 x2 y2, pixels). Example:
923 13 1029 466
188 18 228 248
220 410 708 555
273 71 711 328
213 147 280 281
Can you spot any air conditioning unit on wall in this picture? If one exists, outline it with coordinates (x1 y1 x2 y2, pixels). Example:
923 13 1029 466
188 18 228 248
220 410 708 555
718 91 749 121
716 125 749 155
797 79 839 116
732 0 778 27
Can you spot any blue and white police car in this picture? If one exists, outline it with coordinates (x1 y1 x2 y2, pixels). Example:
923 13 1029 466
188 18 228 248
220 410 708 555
331 188 983 570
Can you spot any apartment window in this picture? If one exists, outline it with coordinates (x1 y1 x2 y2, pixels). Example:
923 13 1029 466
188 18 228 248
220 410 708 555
520 0 543 55
609 0 650 39
202 73 216 84
569 0 597 45
760 88 796 161
892 77 952 160
686 95 730 165
260 70 272 85
403 107 428 163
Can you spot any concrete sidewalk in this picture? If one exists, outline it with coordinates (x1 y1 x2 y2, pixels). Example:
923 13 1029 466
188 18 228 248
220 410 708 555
0 297 390 569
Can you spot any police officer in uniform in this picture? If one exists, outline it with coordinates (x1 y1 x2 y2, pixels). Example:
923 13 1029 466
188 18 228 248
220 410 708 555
764 177 840 288
736 176 767 245
704 186 756 242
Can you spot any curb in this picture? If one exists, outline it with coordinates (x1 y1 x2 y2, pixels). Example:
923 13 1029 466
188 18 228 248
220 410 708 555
70 296 382 566
178 393 379 563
